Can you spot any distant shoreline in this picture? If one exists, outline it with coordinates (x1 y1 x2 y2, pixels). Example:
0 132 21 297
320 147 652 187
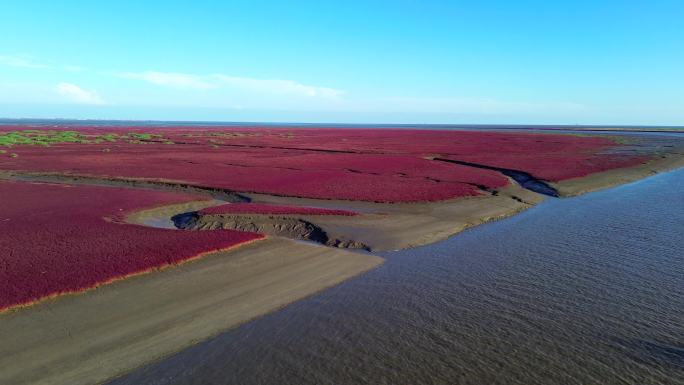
1 118 682 133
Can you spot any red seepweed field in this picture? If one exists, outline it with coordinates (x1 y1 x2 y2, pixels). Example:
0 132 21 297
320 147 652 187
0 126 652 311
0 181 263 312
200 203 358 216
0 126 647 202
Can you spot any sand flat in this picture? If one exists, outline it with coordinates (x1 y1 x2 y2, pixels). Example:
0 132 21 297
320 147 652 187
245 181 544 251
0 238 382 385
553 153 684 196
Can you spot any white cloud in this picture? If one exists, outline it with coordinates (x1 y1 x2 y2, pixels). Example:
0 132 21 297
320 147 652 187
211 74 342 98
56 82 105 105
1 55 582 117
0 54 49 69
119 71 343 98
0 55 86 72
112 70 581 114
119 71 217 90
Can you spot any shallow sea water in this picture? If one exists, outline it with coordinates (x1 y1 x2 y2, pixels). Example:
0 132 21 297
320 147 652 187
111 168 684 385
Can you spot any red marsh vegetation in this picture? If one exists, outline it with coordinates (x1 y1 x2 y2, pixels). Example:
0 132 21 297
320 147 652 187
0 127 647 201
0 181 263 312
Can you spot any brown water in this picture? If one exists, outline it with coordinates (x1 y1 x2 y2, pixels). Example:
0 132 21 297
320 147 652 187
110 168 684 385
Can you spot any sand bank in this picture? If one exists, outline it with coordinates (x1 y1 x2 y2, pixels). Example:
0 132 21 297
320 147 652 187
241 180 544 251
0 238 382 385
553 153 684 196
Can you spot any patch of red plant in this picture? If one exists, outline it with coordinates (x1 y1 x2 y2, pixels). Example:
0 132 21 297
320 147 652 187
0 127 649 201
0 181 263 312
444 153 648 181
200 203 357 216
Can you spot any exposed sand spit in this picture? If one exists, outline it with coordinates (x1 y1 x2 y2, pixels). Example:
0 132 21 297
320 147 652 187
242 181 544 251
553 153 684 196
0 239 382 385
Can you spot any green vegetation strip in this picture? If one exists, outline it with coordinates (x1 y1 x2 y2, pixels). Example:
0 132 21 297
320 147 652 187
0 130 168 148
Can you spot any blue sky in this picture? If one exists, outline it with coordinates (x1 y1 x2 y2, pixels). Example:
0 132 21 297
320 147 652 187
1 0 682 124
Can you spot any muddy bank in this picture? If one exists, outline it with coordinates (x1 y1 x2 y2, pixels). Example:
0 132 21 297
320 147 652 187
553 153 684 196
239 182 544 251
115 174 543 253
123 199 227 229
174 211 369 250
0 171 250 202
118 180 542 253
431 157 559 197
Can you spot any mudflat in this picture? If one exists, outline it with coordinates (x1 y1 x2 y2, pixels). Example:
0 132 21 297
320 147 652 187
241 181 545 251
0 238 382 385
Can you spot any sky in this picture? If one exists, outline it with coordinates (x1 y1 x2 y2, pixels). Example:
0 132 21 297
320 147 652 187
0 0 682 125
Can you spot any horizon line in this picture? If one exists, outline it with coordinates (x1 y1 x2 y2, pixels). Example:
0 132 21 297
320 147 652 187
1 117 683 131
